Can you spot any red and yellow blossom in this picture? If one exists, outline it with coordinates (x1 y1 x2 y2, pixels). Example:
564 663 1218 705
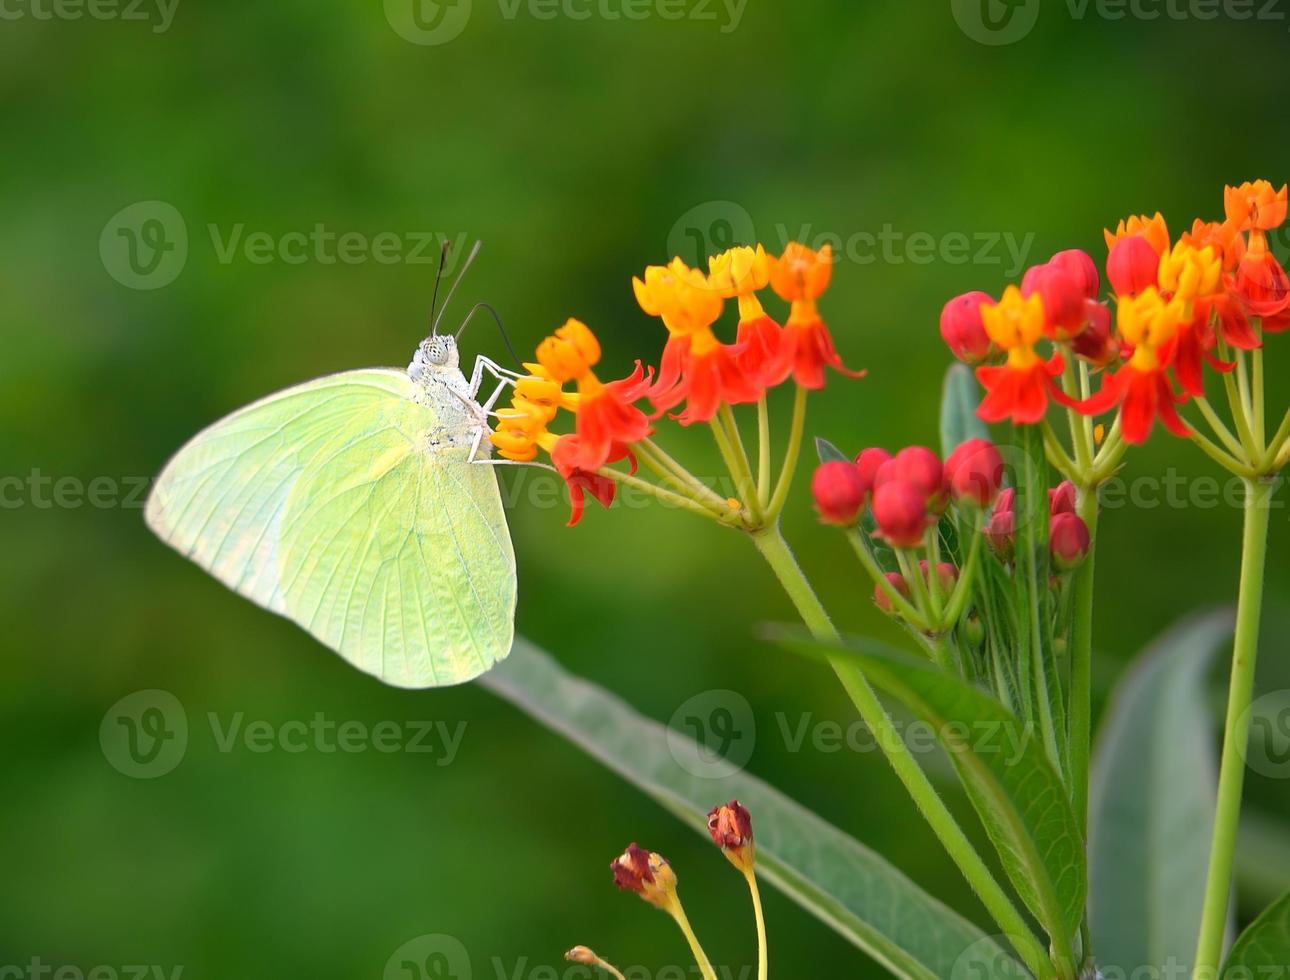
975 286 1076 425
635 258 760 423
767 242 864 390
1225 181 1290 319
1157 241 1236 397
1105 213 1171 298
708 245 792 389
489 320 651 525
533 318 653 470
1078 288 1190 444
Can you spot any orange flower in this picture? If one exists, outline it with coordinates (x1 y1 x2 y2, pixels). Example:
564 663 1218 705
1156 241 1239 398
1224 180 1289 233
768 242 864 389
1229 227 1290 319
1104 212 1171 256
1077 289 1190 444
635 259 760 423
974 286 1075 425
709 245 792 388
1181 219 1246 274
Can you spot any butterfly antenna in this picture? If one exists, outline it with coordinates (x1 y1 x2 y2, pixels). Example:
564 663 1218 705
427 239 451 336
456 302 524 369
430 239 483 336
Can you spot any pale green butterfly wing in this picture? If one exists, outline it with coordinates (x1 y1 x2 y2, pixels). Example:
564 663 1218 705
146 368 516 687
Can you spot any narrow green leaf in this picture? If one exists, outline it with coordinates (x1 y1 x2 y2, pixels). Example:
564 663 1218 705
1089 608 1235 976
775 630 1086 943
940 364 990 458
481 638 1023 980
816 435 849 464
1221 891 1290 980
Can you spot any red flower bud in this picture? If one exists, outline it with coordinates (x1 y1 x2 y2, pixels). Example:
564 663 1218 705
1049 480 1077 516
1022 261 1088 338
872 480 931 548
1050 249 1100 300
940 291 994 363
611 844 676 909
707 800 755 873
854 447 893 503
1107 235 1161 297
918 559 959 594
943 438 1004 507
1050 512 1091 571
1071 300 1116 366
874 572 910 615
985 489 1015 559
876 446 945 512
812 460 867 526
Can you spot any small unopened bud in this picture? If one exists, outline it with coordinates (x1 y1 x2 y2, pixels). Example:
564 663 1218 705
1049 480 1077 516
854 447 893 503
985 488 1016 560
1107 234 1161 297
965 613 986 647
1072 300 1117 366
876 447 946 512
812 461 867 526
944 438 1004 508
940 291 994 363
707 800 755 874
919 559 959 594
1050 513 1091 571
611 844 677 910
874 572 910 615
1022 261 1088 338
565 946 625 980
872 480 931 549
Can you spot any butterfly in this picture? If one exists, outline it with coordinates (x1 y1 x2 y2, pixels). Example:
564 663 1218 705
145 243 523 688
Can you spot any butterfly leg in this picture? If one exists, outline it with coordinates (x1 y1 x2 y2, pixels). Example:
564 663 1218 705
466 355 525 400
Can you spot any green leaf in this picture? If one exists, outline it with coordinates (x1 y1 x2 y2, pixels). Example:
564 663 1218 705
1088 608 1235 975
1221 891 1290 980
775 630 1086 943
940 364 990 458
816 435 849 464
481 638 1024 980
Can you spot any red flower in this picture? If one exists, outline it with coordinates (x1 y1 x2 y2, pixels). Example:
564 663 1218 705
1229 233 1290 318
975 287 1079 425
710 245 793 389
872 481 931 548
769 242 864 389
944 438 1004 507
940 291 994 363
812 460 868 526
1022 260 1089 339
551 435 637 527
573 362 654 470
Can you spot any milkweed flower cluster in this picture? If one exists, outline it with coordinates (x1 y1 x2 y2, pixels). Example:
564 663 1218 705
944 180 1290 455
490 242 861 526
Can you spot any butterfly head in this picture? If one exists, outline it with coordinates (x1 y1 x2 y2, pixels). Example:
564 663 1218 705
409 334 460 379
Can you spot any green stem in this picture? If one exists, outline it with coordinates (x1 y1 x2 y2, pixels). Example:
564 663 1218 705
596 466 734 525
756 396 771 508
1252 347 1266 448
846 529 930 630
1265 405 1290 471
1069 486 1099 836
767 384 808 519
638 438 731 512
712 410 764 524
751 525 1056 980
634 443 729 516
1193 478 1274 977
1194 397 1247 461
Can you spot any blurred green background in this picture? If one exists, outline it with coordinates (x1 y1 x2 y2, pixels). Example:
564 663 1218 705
3 1 1290 977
